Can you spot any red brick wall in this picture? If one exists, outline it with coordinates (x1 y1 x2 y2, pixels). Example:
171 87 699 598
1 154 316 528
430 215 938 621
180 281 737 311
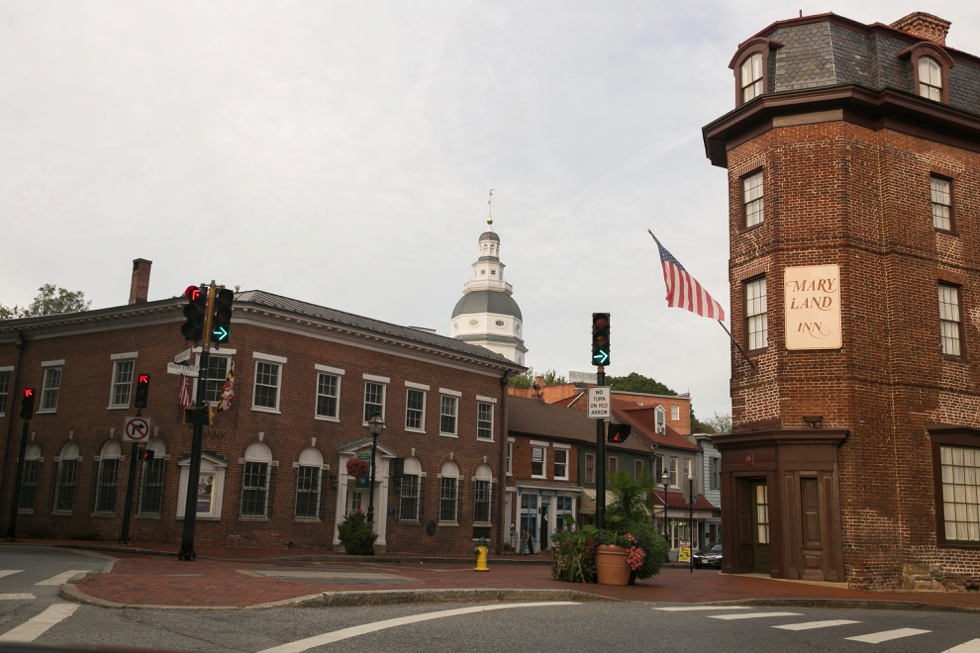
727 118 980 589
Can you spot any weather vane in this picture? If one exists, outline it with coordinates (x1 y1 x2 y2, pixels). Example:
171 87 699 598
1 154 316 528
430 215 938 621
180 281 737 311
488 189 494 226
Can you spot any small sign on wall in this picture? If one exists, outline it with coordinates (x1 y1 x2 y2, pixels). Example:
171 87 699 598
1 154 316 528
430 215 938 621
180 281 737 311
784 264 842 350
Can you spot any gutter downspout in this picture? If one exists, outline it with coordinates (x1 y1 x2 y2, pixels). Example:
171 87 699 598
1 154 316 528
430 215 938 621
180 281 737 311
0 331 26 535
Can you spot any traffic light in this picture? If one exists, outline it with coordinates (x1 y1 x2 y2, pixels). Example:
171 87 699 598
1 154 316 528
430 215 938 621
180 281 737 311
138 447 155 463
20 388 35 420
134 374 150 409
607 423 631 443
181 285 207 341
210 287 234 344
592 313 610 366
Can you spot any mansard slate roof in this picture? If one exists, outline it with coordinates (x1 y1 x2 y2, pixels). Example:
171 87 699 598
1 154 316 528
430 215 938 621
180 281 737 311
451 290 523 321
750 14 980 117
238 290 521 367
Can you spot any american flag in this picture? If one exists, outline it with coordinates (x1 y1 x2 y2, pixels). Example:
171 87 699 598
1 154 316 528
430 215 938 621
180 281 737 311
178 375 192 407
654 236 725 321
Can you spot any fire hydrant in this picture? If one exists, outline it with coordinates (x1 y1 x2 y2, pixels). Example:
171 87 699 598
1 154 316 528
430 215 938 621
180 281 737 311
474 536 489 572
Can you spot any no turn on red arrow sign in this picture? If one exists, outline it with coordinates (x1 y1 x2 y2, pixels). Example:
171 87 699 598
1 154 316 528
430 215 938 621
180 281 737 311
123 416 152 443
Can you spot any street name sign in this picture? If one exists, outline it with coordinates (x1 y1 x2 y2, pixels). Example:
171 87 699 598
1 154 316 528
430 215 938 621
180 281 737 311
569 370 598 385
167 362 199 377
123 416 152 443
174 348 193 364
587 387 610 419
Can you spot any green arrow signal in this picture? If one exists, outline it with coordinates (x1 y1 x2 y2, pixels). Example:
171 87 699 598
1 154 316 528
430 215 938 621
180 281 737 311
212 325 230 343
593 349 609 365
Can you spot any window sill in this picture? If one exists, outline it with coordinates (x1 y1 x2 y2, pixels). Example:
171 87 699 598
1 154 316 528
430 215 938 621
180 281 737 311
935 228 958 236
17 509 34 515
314 415 340 423
531 475 548 480
176 515 221 521
439 433 459 438
739 221 764 234
251 406 281 415
405 428 426 434
438 522 458 526
293 517 321 523
91 512 116 518
136 513 162 520
51 510 72 516
36 410 57 415
239 515 269 522
477 438 494 443
399 520 421 525
942 355 967 362
554 477 569 482
106 405 130 411
937 541 980 550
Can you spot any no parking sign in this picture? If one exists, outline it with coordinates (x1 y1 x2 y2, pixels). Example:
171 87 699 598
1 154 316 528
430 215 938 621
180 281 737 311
123 416 152 443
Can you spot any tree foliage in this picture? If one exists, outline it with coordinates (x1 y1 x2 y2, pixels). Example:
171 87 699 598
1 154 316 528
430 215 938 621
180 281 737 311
508 367 566 388
703 412 732 434
0 284 91 320
606 372 676 396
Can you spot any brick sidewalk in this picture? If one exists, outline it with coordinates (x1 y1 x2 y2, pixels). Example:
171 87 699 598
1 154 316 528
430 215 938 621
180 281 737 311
9 540 980 610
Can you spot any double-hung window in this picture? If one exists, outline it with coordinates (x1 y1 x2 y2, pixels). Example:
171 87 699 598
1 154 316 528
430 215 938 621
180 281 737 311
439 390 459 436
669 457 679 488
405 382 427 431
18 443 41 511
95 440 121 513
932 176 953 231
400 459 421 522
585 453 595 484
241 442 273 517
671 405 680 421
439 462 459 523
553 448 569 480
919 56 942 101
745 277 768 352
109 357 135 408
506 440 514 476
0 368 10 415
531 444 547 478
205 356 230 404
315 371 341 421
938 445 980 543
635 459 644 480
608 456 618 473
477 401 494 440
939 283 962 358
363 375 388 422
295 466 321 518
474 480 491 523
252 353 285 412
710 457 720 491
740 52 763 102
743 171 764 227
140 445 166 515
40 362 63 412
54 442 79 512
655 407 666 434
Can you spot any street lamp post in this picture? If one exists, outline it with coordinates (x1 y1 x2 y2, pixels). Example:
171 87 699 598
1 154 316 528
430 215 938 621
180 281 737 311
366 413 384 524
661 469 671 544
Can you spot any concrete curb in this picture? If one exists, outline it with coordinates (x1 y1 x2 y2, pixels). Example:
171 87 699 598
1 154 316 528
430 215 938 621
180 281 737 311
59 585 614 610
711 597 980 615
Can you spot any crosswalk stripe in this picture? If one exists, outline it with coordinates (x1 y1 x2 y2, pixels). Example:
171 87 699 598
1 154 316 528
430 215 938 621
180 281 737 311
942 639 980 653
0 604 79 642
0 571 24 580
711 612 802 620
774 620 860 631
655 606 750 612
846 628 931 644
0 594 35 601
36 570 89 586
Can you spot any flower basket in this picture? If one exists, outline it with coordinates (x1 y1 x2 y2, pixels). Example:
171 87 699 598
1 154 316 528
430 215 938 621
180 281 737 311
346 458 369 481
595 544 631 586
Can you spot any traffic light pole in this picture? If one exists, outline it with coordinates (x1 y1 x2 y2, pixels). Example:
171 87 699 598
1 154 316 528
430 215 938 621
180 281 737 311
5 419 30 540
119 440 140 543
179 349 209 561
595 366 606 530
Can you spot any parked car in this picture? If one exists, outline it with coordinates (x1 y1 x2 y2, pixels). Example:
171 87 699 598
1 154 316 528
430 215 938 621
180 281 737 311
692 543 722 569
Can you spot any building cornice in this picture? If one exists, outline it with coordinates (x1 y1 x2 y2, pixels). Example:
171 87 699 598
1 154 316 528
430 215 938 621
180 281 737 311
710 428 849 450
703 84 980 167
0 298 184 343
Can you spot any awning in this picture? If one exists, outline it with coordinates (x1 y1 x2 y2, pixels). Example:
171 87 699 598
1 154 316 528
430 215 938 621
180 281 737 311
578 489 650 515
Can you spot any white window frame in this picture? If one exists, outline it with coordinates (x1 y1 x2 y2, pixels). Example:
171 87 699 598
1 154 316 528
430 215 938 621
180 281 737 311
108 357 136 409
477 401 494 441
939 283 962 358
38 361 64 413
362 374 389 424
919 55 942 102
740 52 763 102
530 441 548 479
405 381 428 433
315 364 344 422
655 407 666 434
506 438 514 476
746 277 768 352
473 475 492 525
553 445 570 481
439 390 460 437
585 453 595 484
0 366 13 416
685 458 694 482
251 353 284 414
671 405 680 421
931 175 952 231
608 456 618 473
743 170 764 228
669 456 679 488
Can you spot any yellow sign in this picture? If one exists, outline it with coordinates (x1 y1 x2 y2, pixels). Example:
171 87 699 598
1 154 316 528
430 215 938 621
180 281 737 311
678 546 691 562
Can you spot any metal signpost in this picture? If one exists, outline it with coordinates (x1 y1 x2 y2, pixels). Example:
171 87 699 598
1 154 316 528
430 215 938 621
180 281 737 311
590 313 611 529
120 414 152 543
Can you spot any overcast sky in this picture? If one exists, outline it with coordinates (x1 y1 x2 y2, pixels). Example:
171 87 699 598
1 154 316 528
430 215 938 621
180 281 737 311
2 1 978 420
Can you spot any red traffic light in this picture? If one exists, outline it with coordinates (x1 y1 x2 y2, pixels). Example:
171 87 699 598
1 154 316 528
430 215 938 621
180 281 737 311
23 388 33 398
593 314 609 329
185 285 201 302
138 374 149 384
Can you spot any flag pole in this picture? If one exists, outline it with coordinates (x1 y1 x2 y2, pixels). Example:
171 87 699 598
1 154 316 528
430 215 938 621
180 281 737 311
648 229 757 371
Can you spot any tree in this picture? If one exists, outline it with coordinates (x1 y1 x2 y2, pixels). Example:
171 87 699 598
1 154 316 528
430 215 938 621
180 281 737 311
541 369 566 385
508 367 567 388
606 372 676 396
0 285 91 320
703 412 732 434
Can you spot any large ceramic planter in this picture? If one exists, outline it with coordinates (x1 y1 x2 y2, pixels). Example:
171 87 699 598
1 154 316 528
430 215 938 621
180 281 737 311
596 544 631 586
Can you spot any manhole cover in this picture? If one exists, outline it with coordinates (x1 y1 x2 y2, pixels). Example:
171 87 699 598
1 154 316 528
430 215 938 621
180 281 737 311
164 573 204 577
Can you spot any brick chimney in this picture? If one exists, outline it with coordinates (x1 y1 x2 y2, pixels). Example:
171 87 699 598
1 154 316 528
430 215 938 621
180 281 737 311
890 12 951 46
533 375 545 402
129 258 152 304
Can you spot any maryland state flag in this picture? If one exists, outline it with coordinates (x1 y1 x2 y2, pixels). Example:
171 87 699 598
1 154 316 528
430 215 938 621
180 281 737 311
216 362 235 413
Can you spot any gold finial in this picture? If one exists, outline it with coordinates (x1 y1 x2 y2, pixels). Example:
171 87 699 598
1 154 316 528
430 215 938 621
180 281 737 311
487 189 494 226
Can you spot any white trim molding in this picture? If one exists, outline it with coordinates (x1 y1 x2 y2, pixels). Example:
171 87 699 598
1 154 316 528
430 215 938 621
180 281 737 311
529 440 551 447
363 373 390 383
0 366 14 372
253 351 288 364
476 395 497 404
405 381 430 390
315 363 345 375
194 346 237 355
439 388 462 397
110 351 138 360
41 359 64 367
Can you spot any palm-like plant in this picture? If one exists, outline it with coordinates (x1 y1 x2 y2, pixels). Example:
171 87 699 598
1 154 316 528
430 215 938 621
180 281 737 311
605 469 656 529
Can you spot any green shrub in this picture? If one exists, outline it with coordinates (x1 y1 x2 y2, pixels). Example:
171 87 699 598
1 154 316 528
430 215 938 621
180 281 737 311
337 510 377 555
551 524 598 583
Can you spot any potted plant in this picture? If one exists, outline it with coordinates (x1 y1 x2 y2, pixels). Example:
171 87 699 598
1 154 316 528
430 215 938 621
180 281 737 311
337 510 377 554
595 530 634 585
346 457 369 481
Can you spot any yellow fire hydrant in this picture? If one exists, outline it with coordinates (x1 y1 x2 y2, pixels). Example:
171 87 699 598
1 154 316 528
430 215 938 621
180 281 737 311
474 536 489 572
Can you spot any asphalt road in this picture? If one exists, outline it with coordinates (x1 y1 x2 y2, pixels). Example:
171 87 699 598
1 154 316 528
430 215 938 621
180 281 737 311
1 547 979 653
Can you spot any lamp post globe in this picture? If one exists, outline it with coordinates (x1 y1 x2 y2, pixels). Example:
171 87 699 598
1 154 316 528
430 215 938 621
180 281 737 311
661 469 671 543
366 413 384 524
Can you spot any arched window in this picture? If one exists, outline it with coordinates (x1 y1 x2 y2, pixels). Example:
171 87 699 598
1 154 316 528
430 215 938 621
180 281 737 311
919 56 942 101
95 440 122 513
473 464 492 524
439 461 459 523
655 407 666 434
139 438 167 515
399 457 422 521
18 443 42 511
54 441 80 512
740 53 763 103
241 442 273 517
295 446 323 519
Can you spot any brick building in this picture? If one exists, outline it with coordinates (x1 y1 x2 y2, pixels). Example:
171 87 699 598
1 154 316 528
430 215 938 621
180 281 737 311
0 263 523 554
704 12 980 589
